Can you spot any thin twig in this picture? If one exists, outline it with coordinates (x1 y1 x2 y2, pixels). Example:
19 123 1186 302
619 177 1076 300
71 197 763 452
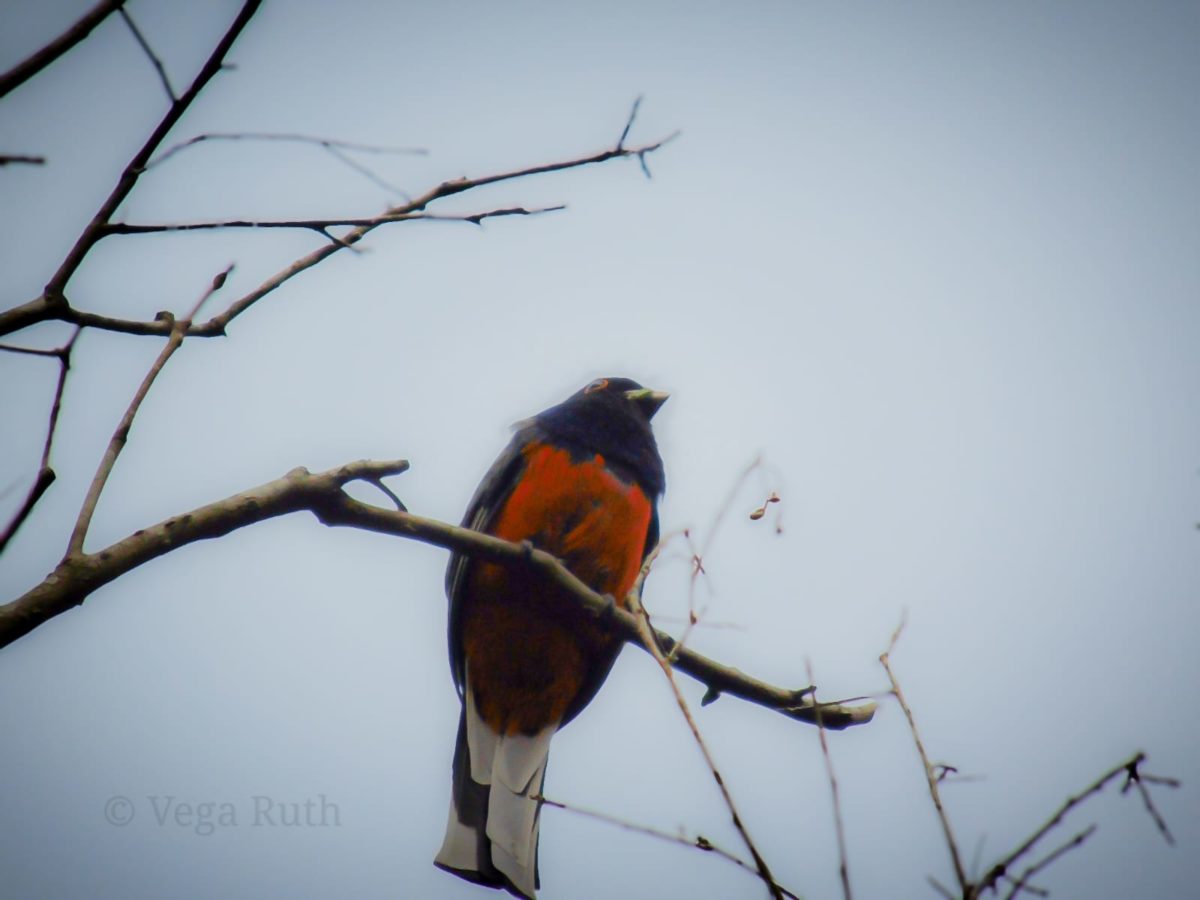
0 0 127 98
616 95 643 151
66 267 232 556
1123 763 1176 846
146 131 428 169
323 143 411 198
117 7 176 101
0 154 47 166
879 614 970 895
536 794 803 900
102 205 565 235
927 875 955 900
629 592 786 900
0 343 63 357
147 131 425 198
658 529 707 664
0 328 80 554
668 458 774 668
1002 825 1097 900
807 659 853 900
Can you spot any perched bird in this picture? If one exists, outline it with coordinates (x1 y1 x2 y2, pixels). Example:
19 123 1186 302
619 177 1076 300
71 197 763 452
435 377 668 898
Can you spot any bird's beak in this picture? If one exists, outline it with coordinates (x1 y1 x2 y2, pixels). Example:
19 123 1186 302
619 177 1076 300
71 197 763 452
625 388 670 420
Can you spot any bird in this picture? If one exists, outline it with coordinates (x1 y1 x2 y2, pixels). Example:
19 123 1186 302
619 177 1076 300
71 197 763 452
434 377 668 899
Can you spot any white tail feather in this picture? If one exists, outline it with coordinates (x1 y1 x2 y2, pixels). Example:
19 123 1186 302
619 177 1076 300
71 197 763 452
436 675 557 899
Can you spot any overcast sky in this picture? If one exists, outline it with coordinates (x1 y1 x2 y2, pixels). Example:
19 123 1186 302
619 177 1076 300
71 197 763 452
1 2 1197 898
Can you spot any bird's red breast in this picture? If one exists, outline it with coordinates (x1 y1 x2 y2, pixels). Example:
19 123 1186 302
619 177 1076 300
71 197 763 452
460 440 653 736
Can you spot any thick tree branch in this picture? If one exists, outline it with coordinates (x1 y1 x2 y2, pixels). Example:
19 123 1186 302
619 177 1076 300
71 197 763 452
0 0 127 98
0 459 875 732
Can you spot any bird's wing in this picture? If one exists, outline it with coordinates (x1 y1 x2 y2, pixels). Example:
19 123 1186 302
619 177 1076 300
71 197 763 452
445 426 534 694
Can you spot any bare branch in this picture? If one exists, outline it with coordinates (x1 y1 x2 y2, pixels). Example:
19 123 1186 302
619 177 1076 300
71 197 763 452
0 109 673 340
128 119 674 338
977 751 1179 896
977 755 1133 892
0 154 47 166
0 296 67 336
1121 759 1177 846
66 267 232 555
102 205 565 235
927 875 956 900
0 0 127 99
536 793 802 900
0 459 878 743
147 132 428 170
0 469 56 556
43 0 260 307
117 7 176 102
617 95 643 151
1002 825 1097 900
146 131 427 198
322 143 411 198
880 615 970 895
0 343 64 358
629 592 785 900
808 659 853 900
0 328 80 554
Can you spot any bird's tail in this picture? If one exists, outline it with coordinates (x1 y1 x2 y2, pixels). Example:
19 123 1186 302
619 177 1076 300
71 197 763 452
435 684 553 899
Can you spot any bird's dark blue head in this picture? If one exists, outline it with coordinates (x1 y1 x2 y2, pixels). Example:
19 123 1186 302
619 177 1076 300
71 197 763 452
533 377 667 496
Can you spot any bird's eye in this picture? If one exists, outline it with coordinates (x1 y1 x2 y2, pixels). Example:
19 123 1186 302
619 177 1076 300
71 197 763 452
583 378 609 394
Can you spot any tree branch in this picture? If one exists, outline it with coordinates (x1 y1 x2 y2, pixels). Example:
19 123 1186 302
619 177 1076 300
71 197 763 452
66 268 231 555
0 328 80 554
47 0 258 299
117 7 176 102
0 154 47 166
146 132 427 197
0 458 876 736
101 205 565 235
147 132 428 170
1001 825 1097 900
0 0 127 99
629 588 785 900
976 751 1178 897
0 100 675 339
808 659 854 900
880 615 970 894
536 793 802 900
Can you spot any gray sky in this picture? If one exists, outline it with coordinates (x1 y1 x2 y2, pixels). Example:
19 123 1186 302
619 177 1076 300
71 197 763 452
2 1 1197 898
